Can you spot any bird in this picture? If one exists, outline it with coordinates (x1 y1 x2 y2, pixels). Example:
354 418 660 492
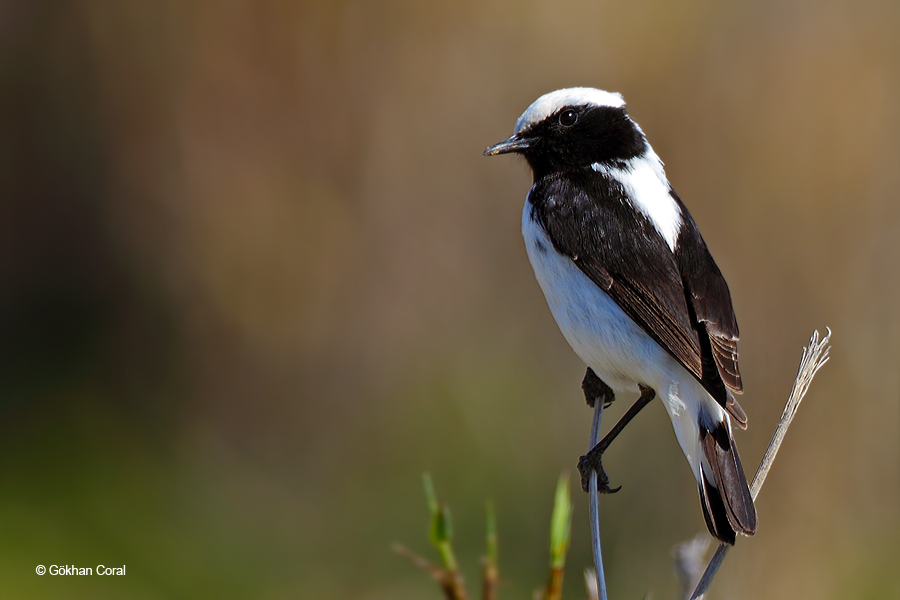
483 87 757 545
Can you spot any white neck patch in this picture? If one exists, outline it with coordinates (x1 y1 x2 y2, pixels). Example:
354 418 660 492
514 87 625 135
592 149 683 251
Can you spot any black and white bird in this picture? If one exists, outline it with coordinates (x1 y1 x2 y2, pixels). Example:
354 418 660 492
484 88 757 544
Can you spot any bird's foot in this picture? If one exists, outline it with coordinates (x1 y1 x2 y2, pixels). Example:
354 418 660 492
577 444 621 494
582 368 614 409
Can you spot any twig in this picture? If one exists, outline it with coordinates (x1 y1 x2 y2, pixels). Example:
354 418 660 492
588 391 610 600
689 328 831 599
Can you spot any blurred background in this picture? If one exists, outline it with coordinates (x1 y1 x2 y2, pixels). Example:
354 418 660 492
1 1 897 598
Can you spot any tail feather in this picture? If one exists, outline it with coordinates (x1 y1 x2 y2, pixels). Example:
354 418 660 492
698 471 736 545
698 420 757 544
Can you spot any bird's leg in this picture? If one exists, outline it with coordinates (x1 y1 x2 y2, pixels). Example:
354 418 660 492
578 384 656 493
582 368 614 409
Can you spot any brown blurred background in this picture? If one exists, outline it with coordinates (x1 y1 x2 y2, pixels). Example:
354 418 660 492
1 1 897 598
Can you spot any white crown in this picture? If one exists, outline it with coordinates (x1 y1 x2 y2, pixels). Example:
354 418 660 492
514 88 626 135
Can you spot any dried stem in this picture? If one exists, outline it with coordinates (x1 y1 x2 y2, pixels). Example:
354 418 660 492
689 328 831 600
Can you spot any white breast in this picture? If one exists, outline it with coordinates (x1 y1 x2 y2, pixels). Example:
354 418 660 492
521 200 674 393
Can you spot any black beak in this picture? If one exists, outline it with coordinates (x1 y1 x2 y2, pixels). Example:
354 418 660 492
483 133 532 156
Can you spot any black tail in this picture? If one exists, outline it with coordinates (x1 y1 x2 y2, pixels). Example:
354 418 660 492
697 420 757 545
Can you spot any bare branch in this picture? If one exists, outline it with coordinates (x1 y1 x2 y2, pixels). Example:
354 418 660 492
588 391 610 600
689 328 831 599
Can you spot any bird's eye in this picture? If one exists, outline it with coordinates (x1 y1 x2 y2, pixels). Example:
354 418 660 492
559 109 578 127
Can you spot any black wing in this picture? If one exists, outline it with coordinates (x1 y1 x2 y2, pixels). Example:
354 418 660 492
671 192 746 425
530 172 747 426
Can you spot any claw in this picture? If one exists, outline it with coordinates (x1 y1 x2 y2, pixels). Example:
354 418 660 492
577 448 621 494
